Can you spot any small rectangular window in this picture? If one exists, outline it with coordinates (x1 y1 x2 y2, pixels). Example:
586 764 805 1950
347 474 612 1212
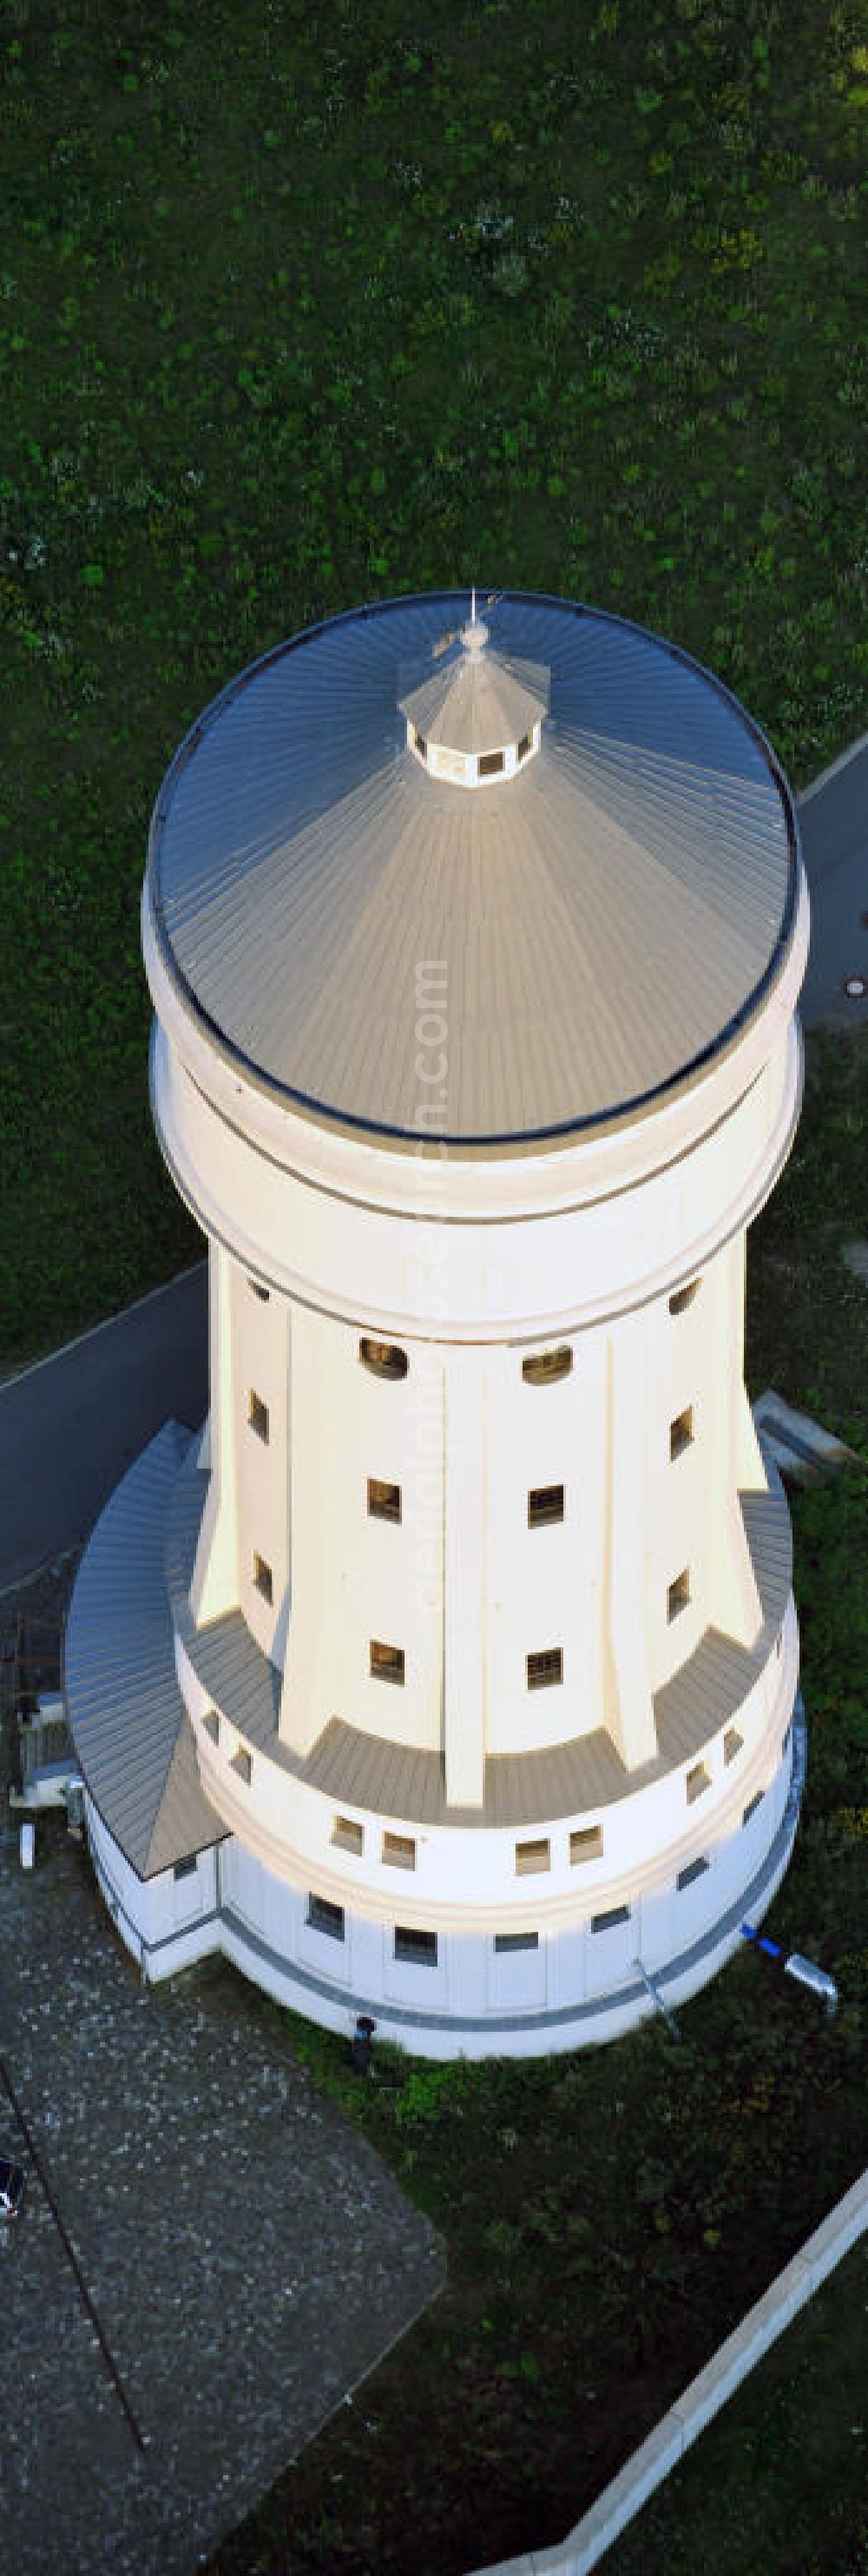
231 1747 252 1784
495 1932 539 1952
677 1856 709 1889
478 749 504 778
669 1280 700 1316
724 1726 743 1765
414 729 426 757
371 1640 404 1685
591 1905 630 1933
570 1825 603 1865
306 1893 345 1941
332 1815 364 1856
383 1831 416 1870
669 1406 694 1462
174 1855 197 1881
667 1569 690 1623
394 1926 437 1964
247 1278 270 1301
516 1837 549 1876
202 1709 220 1745
253 1552 273 1603
529 1483 565 1528
516 732 530 763
686 1761 711 1804
248 1390 269 1442
527 1648 563 1690
743 1789 765 1824
367 1477 402 1522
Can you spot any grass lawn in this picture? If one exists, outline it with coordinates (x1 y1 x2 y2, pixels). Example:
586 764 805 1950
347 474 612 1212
3 4 868 2570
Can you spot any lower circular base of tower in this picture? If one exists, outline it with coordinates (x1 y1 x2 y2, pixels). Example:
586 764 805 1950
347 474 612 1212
82 1702 805 2061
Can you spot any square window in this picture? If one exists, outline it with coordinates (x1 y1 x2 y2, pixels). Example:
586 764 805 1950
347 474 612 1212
202 1710 220 1745
174 1855 197 1882
248 1390 269 1442
247 1278 270 1301
743 1789 765 1824
367 1477 402 1522
667 1569 690 1623
676 1856 709 1889
523 1345 572 1384
478 749 504 778
253 1552 273 1603
495 1932 539 1952
686 1761 711 1804
383 1831 416 1870
570 1825 603 1865
529 1483 565 1528
516 1837 549 1876
332 1815 364 1856
669 1406 694 1462
306 1893 345 1941
394 1926 437 1964
231 1747 252 1784
371 1640 404 1685
591 1904 630 1933
527 1648 563 1689
724 1726 743 1765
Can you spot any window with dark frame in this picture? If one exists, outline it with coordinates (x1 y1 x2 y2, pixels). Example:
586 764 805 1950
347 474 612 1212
367 1477 402 1522
686 1760 711 1804
478 749 504 777
667 1569 689 1622
359 1337 408 1380
253 1552 273 1603
516 732 530 762
529 1483 565 1528
306 1893 345 1941
495 1932 539 1952
371 1640 404 1685
248 1390 269 1442
677 1856 709 1889
527 1647 562 1689
669 1405 694 1462
174 1856 197 1881
231 1746 252 1784
591 1905 630 1933
247 1279 270 1301
724 1726 743 1764
394 1925 437 1963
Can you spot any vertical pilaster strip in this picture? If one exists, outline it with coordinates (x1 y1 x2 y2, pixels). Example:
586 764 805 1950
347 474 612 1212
707 1241 764 1648
189 1239 239 1626
444 1345 486 1808
603 1312 658 1769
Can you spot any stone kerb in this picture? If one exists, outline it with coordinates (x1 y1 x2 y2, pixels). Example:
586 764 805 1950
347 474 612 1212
466 2169 868 2576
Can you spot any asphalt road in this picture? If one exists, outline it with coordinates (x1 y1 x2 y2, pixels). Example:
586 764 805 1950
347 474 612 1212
0 741 865 1594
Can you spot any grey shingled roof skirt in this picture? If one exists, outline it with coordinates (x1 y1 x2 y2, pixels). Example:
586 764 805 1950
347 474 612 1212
63 1421 223 1879
147 590 800 1152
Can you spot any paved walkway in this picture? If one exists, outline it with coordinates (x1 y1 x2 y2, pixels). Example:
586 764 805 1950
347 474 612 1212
0 1807 444 2575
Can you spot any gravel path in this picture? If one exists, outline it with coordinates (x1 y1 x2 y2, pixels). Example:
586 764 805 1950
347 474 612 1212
0 1565 444 2576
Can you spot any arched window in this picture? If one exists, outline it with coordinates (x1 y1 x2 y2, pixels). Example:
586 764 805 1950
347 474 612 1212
359 1337 408 1380
522 1345 572 1385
